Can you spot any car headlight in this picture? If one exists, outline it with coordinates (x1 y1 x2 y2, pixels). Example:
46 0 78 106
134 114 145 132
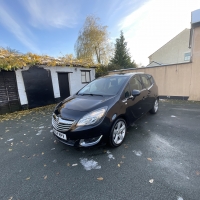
77 107 108 126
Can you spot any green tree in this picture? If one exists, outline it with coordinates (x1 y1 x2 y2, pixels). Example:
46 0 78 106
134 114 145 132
74 15 112 65
95 65 108 78
110 31 137 69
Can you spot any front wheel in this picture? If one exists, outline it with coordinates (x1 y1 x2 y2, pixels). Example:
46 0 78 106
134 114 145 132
109 118 127 147
149 99 159 114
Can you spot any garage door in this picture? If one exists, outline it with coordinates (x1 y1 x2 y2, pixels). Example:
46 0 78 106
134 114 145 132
57 73 70 101
0 71 21 115
22 66 55 108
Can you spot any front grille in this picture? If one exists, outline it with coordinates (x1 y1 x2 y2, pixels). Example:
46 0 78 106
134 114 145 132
52 114 74 132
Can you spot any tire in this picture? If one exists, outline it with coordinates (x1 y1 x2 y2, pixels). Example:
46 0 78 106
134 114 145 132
149 98 159 114
109 118 127 147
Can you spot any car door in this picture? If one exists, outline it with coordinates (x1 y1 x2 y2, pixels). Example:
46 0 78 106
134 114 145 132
127 76 144 120
121 83 135 125
146 74 156 106
132 75 149 116
140 74 153 111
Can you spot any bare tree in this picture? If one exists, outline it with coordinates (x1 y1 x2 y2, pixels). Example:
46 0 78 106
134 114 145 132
75 15 112 65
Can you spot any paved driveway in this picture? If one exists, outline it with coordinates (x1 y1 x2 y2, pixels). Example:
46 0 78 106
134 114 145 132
0 100 200 200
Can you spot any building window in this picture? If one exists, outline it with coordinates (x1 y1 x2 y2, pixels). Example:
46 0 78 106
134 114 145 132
81 70 91 83
184 52 191 61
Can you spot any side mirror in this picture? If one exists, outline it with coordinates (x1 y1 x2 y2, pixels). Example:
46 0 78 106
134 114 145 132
132 89 140 97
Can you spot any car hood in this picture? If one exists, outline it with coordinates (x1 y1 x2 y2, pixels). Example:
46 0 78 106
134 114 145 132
57 95 115 120
61 95 115 111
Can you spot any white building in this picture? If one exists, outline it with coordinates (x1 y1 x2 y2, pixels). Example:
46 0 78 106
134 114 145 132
147 29 191 67
0 65 95 114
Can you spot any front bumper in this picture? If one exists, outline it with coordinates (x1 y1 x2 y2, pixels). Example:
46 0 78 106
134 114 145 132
53 133 104 147
52 116 110 147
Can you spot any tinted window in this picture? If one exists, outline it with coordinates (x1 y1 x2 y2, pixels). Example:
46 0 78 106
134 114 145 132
129 76 143 91
122 84 130 99
141 75 151 88
147 75 154 85
78 76 128 96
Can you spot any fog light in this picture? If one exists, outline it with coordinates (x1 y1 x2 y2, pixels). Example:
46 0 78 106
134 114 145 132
79 135 103 147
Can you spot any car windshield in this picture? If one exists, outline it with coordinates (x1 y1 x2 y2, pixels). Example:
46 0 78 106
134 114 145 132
78 76 128 96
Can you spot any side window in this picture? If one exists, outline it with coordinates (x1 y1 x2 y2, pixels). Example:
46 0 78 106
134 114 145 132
129 76 143 91
150 76 154 85
147 75 154 85
122 84 130 99
141 75 151 88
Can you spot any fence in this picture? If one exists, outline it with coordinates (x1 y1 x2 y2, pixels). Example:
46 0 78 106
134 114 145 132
109 26 200 101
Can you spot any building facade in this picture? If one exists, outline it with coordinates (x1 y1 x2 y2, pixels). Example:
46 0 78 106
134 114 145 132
0 65 95 114
148 29 191 67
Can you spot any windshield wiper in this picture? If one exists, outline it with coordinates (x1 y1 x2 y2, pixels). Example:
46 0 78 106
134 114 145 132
79 93 103 97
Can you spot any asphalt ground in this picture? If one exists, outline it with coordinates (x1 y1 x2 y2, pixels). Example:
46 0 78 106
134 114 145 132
0 100 200 200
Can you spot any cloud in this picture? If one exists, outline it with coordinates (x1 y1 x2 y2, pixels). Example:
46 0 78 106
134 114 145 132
118 0 199 65
21 0 79 28
106 0 142 25
0 3 39 52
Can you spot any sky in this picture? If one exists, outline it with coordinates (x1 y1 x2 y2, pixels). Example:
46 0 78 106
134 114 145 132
0 0 199 66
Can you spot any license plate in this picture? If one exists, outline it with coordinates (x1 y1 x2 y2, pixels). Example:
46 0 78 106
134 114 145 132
53 129 67 140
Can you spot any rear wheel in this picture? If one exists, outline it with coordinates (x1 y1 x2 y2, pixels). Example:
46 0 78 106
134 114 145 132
109 118 127 147
149 99 159 114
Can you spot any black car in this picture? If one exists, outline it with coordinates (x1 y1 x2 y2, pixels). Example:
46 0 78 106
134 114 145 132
52 72 159 148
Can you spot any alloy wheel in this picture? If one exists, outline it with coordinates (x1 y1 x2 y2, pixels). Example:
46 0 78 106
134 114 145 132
112 120 126 145
154 99 159 112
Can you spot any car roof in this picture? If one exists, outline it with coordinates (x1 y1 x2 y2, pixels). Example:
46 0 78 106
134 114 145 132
105 72 144 78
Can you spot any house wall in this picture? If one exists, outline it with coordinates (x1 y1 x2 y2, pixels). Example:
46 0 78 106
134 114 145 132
189 26 200 101
149 29 191 64
15 66 96 107
109 25 200 101
46 66 95 98
15 70 28 105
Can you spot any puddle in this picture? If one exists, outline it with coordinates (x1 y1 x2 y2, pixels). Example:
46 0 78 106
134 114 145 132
107 150 115 161
80 158 101 170
133 150 142 156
